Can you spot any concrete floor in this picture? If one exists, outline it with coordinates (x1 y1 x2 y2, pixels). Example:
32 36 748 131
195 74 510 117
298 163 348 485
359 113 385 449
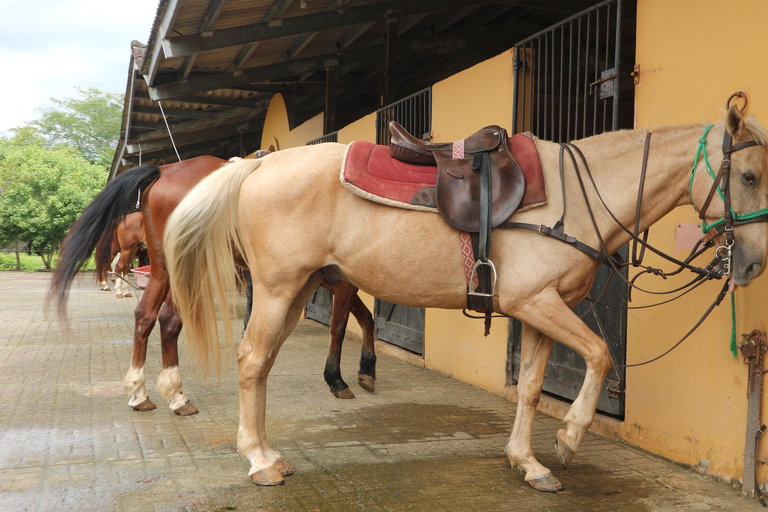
0 270 764 511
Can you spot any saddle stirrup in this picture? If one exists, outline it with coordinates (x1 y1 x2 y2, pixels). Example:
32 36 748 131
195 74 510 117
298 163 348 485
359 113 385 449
467 259 498 298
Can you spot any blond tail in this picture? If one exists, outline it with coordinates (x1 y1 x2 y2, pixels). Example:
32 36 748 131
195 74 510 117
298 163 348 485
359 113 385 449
163 158 262 376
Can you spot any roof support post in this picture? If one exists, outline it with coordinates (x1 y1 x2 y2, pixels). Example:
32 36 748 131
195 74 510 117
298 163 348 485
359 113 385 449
382 18 398 106
324 66 339 134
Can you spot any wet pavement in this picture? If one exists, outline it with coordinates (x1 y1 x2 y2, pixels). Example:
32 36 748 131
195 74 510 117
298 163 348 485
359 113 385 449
0 270 764 511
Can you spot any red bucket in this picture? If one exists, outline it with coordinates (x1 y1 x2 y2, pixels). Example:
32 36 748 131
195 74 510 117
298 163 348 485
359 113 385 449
130 265 151 289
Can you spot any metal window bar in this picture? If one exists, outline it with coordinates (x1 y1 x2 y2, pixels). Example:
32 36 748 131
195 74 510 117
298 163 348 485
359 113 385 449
375 87 432 144
307 131 338 145
512 0 623 143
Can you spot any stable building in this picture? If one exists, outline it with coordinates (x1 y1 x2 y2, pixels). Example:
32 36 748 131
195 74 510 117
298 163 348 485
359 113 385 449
111 0 768 496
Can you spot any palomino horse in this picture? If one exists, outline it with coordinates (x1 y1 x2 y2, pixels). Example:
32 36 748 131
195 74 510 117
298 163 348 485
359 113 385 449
95 212 145 297
51 156 377 415
163 106 768 490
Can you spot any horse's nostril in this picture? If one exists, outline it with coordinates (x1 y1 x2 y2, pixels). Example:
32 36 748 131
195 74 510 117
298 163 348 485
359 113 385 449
747 262 761 279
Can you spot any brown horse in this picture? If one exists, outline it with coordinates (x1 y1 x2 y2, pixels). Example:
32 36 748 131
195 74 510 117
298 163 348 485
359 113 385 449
51 156 377 416
163 106 768 489
95 212 145 297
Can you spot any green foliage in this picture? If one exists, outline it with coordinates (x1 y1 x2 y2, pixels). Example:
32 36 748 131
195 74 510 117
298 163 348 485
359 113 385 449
0 252 96 272
0 135 106 269
24 87 123 168
0 252 46 271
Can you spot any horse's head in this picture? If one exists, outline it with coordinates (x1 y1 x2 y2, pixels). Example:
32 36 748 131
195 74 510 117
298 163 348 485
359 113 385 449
713 106 768 286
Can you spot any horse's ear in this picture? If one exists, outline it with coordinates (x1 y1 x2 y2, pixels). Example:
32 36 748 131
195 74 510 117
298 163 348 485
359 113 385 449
726 105 746 139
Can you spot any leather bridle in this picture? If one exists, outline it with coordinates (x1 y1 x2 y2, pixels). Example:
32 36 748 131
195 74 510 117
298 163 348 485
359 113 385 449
691 124 767 278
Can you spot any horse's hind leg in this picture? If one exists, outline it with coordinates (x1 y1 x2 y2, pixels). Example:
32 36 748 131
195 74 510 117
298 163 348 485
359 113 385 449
124 275 168 411
157 291 198 416
506 324 561 491
350 288 376 393
240 273 323 485
323 281 356 399
512 289 611 476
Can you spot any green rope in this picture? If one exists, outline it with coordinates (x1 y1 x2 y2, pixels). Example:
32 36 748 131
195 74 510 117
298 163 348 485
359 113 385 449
691 124 768 232
730 290 737 358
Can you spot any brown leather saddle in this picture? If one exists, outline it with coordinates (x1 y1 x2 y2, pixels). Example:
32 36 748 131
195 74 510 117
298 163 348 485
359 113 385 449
388 121 526 326
389 121 525 232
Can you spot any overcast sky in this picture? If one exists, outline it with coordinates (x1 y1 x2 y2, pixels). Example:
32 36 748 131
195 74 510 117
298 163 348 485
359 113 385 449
0 0 159 134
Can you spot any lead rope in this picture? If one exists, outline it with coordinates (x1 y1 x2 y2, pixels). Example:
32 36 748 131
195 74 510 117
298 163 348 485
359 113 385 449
157 100 181 162
731 291 738 357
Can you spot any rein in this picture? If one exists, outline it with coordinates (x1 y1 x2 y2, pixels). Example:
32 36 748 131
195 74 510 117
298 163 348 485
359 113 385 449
492 123 766 367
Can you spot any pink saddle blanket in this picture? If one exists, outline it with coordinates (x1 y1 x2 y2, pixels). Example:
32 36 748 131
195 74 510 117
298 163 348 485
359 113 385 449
341 134 547 213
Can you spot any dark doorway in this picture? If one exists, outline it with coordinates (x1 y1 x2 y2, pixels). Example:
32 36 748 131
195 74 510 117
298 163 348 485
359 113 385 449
508 0 636 417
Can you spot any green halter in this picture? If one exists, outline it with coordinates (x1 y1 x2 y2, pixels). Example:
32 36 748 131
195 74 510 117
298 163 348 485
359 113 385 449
689 124 768 233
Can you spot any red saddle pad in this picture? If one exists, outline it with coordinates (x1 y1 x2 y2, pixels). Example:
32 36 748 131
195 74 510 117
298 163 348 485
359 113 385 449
341 134 547 213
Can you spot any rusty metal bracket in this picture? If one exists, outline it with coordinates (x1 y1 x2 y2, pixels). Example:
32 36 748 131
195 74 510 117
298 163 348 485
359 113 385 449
741 329 767 502
590 68 617 99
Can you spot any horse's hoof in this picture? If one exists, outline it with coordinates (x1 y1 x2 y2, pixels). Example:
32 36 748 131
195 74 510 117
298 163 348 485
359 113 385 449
555 430 575 469
124 292 132 298
333 387 355 399
250 465 285 486
173 402 199 416
115 293 123 298
527 474 562 492
272 458 293 476
131 398 157 412
358 374 375 392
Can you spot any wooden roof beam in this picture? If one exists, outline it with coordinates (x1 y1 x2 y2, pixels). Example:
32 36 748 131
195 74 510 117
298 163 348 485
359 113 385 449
180 0 230 80
126 121 260 153
162 0 511 58
230 0 297 71
150 26 487 101
132 105 219 119
271 0 352 66
150 45 380 100
130 105 266 144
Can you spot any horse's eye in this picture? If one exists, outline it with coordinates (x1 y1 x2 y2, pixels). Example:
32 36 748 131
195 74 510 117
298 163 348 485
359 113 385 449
742 171 757 187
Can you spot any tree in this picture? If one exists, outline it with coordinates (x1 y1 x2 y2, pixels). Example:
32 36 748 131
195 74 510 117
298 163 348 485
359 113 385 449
26 87 123 168
0 134 106 269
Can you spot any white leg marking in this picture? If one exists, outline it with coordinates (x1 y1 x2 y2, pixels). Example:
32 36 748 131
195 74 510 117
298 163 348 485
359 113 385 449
124 366 148 407
115 274 124 298
157 366 189 410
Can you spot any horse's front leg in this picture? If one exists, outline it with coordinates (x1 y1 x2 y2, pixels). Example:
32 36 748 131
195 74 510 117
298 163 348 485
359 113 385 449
240 273 324 485
123 274 168 411
157 291 198 415
506 323 561 491
511 288 611 474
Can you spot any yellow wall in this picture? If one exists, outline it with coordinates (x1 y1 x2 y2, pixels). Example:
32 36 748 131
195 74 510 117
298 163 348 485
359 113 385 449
425 50 516 392
259 94 324 152
628 0 768 484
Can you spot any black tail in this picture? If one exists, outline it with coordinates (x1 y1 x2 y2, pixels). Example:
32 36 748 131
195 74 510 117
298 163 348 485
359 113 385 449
49 165 162 316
